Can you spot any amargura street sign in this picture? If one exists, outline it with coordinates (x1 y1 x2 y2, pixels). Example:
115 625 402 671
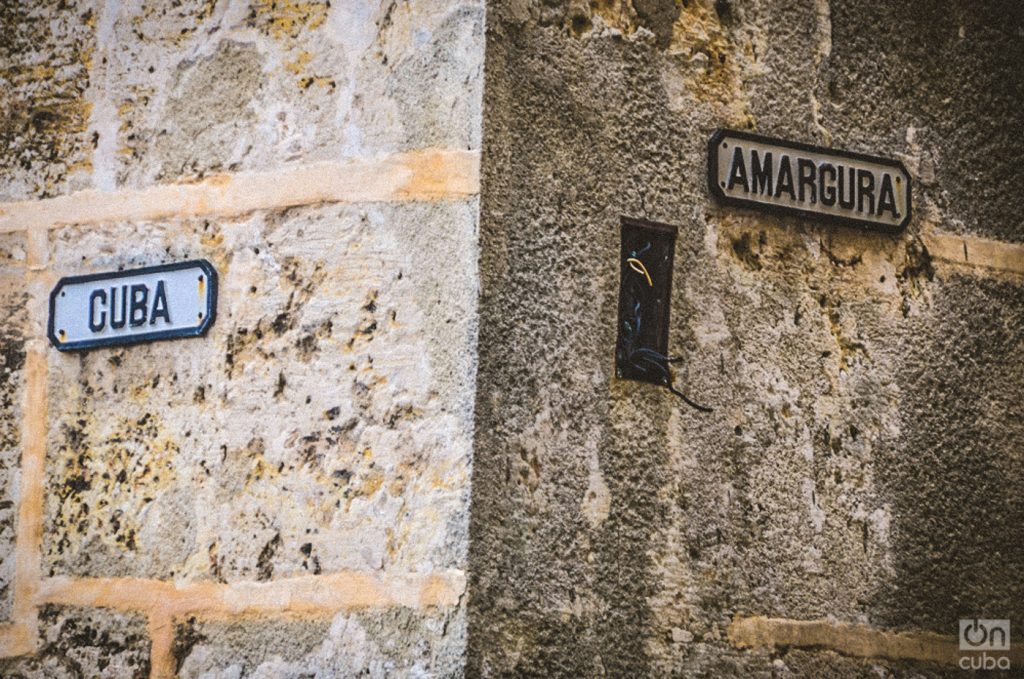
48 259 218 352
708 129 911 231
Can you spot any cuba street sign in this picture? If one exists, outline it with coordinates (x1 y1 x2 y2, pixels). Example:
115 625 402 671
708 129 911 231
48 260 217 352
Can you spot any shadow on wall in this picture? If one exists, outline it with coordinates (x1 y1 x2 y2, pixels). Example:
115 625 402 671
876 277 1024 632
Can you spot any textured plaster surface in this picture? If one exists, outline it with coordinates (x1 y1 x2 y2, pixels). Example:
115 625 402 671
174 608 464 678
822 1 1024 244
876 275 1024 632
468 0 1024 676
0 605 150 678
43 200 478 582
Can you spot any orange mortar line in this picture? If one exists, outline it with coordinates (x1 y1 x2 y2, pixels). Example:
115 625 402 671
922 230 1024 277
38 570 466 621
0 149 481 234
712 212 1024 278
128 568 464 679
729 616 1024 666
26 228 48 271
7 347 48 657
0 623 35 658
0 239 51 660
147 613 176 679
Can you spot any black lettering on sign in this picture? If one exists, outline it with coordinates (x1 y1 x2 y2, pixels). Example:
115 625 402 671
877 174 899 218
856 169 875 215
110 286 128 329
88 281 175 332
797 158 816 204
727 146 749 192
749 151 770 196
819 163 837 207
89 289 107 332
837 165 855 210
150 280 171 325
130 284 149 327
774 155 796 200
708 129 911 231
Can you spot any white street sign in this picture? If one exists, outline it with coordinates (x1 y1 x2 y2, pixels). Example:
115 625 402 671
709 129 911 231
48 260 217 352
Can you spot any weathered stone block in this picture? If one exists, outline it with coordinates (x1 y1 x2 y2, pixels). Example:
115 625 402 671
174 607 464 678
43 200 478 582
0 605 150 678
0 1 95 201
92 1 484 189
0 239 28 622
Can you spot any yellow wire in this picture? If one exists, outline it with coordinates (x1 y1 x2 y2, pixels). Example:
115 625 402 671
626 257 653 287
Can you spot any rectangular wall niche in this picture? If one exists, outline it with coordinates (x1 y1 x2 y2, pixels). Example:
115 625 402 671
615 216 677 385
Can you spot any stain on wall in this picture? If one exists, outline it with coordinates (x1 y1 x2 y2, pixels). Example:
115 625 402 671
153 40 264 182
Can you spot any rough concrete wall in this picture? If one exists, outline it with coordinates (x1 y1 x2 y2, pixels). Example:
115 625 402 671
0 1 483 677
469 0 1024 676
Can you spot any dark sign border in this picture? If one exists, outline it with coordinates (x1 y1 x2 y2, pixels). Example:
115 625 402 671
707 129 912 232
48 259 218 352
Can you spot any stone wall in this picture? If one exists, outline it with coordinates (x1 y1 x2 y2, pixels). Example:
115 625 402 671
468 0 1024 676
0 1 483 677
1 0 1023 677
